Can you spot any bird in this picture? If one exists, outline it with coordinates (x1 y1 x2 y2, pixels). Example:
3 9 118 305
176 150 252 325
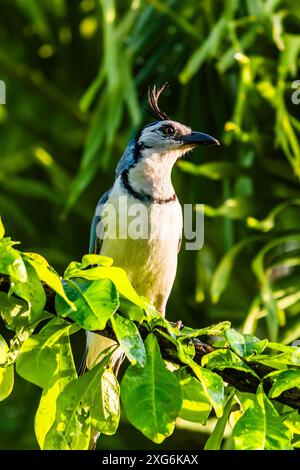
84 84 219 445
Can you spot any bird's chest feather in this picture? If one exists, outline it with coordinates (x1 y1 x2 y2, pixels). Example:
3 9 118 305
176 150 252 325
99 187 182 307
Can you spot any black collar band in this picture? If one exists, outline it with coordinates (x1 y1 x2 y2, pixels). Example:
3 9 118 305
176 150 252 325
121 169 176 204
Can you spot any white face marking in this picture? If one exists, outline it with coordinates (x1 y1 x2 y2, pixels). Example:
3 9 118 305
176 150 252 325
139 120 192 155
125 120 196 200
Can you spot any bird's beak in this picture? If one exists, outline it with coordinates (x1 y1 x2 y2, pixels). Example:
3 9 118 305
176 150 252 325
181 131 220 146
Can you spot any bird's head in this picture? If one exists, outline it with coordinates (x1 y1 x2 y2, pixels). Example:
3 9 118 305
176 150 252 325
136 84 219 158
116 84 219 178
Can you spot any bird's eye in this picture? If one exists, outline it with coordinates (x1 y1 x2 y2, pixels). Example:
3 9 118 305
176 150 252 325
161 125 174 136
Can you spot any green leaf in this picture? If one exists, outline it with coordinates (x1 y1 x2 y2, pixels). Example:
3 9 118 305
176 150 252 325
90 367 120 435
177 343 224 417
0 365 14 401
247 199 300 232
0 334 14 401
44 355 111 450
0 217 4 239
16 318 78 388
268 370 300 398
194 366 224 418
81 254 113 268
233 384 292 450
204 393 234 450
111 313 146 367
253 282 279 343
11 260 46 322
283 411 300 436
204 197 260 221
118 298 145 323
0 292 31 332
211 236 264 303
64 255 113 278
180 321 231 338
35 331 77 449
225 329 268 357
175 368 211 423
180 16 228 84
0 333 9 365
268 342 299 353
0 239 27 282
177 161 245 180
55 278 119 330
4 312 53 367
249 352 298 369
251 234 300 340
65 266 143 307
121 333 182 443
24 253 74 309
202 349 260 379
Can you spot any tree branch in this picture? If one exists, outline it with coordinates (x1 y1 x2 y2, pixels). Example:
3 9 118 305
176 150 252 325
1 274 299 410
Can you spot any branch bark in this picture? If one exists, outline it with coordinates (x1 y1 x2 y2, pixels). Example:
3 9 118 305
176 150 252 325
1 274 299 410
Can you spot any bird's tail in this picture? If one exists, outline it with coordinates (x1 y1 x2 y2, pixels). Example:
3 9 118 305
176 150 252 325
80 332 124 450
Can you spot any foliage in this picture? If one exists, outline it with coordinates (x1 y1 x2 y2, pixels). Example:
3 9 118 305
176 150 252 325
0 224 300 450
0 0 300 451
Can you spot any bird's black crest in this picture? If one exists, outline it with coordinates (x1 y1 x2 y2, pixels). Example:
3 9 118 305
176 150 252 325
147 83 170 121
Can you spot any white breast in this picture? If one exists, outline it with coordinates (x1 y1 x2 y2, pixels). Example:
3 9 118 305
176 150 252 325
98 179 182 314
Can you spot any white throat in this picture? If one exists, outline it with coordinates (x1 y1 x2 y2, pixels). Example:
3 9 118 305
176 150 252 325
128 150 181 200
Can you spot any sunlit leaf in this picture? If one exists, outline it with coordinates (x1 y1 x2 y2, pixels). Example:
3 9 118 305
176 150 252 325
121 333 182 443
268 369 300 398
16 318 79 388
225 329 268 357
0 292 30 332
283 411 300 437
44 354 111 450
202 349 259 379
179 321 231 338
0 365 14 401
24 253 74 309
0 239 27 282
4 313 53 368
249 352 299 369
90 367 120 435
233 384 292 450
11 260 46 322
111 313 146 367
175 367 211 423
35 331 77 449
0 217 4 239
64 266 144 307
55 277 119 330
0 334 9 365
81 254 113 268
0 334 14 401
177 342 225 418
204 392 234 450
64 255 113 278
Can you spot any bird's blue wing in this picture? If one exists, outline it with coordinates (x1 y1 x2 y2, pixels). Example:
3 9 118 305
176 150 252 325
89 189 111 254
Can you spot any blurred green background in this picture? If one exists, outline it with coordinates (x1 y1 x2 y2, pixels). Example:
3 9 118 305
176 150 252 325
0 0 300 449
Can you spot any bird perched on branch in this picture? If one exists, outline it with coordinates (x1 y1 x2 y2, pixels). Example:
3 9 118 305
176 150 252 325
85 84 219 446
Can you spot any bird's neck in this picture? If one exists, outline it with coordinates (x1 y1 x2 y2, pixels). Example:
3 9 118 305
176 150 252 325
126 152 177 202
